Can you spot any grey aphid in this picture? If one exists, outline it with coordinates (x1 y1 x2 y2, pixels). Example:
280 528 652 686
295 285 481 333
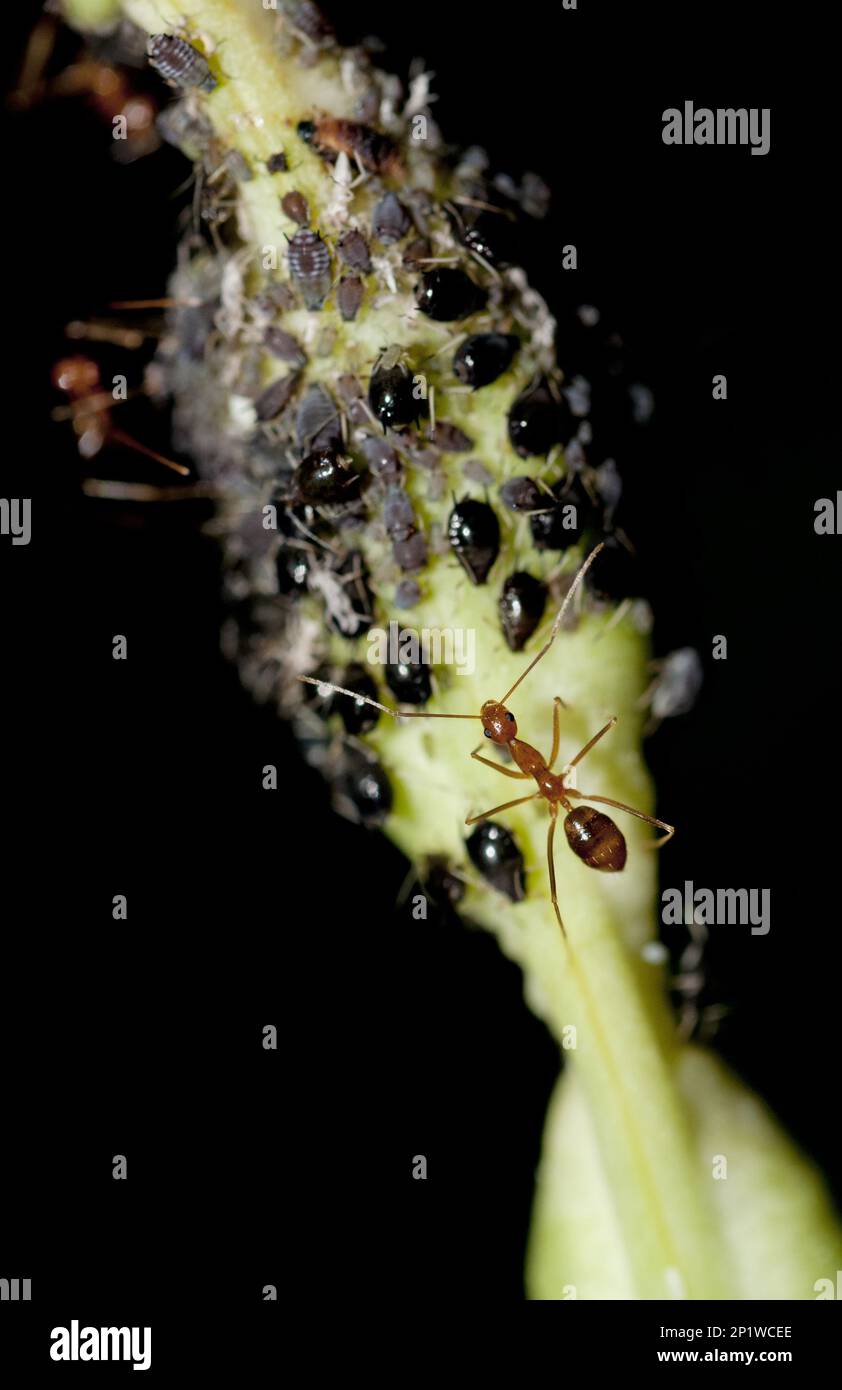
337 230 371 274
147 35 218 94
255 373 301 422
287 229 331 311
224 150 252 183
337 276 364 322
296 384 341 452
372 193 411 245
264 327 307 368
383 486 416 540
395 579 421 609
156 99 215 154
650 648 704 720
629 383 655 425
431 421 473 453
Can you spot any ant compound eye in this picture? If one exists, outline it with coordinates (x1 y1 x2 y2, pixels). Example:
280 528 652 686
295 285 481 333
484 729 492 738
506 712 515 721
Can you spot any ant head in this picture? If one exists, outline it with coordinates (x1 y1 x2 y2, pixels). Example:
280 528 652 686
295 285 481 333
52 355 100 398
481 700 517 744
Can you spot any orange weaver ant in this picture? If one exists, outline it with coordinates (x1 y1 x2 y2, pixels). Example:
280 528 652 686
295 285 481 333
300 543 674 937
51 342 189 477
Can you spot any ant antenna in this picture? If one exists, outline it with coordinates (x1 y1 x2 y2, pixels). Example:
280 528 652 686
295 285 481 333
108 427 190 476
498 542 604 705
298 676 478 721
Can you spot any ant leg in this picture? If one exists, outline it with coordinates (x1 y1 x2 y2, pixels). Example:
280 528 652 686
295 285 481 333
465 793 538 826
82 480 218 502
297 676 478 723
498 542 604 704
547 697 567 769
546 805 566 937
567 790 674 847
565 716 619 770
470 748 529 780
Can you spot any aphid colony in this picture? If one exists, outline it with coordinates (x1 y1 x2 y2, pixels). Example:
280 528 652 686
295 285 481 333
302 548 674 938
53 10 683 930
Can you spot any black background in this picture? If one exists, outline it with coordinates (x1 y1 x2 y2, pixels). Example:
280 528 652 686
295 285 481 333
1 0 840 1361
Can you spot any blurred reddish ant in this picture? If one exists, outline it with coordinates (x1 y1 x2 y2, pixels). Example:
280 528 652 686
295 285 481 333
52 61 160 162
300 544 674 937
51 353 188 476
10 17 159 161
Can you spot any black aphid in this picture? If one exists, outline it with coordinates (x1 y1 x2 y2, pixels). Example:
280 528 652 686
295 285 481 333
147 35 217 93
466 822 525 901
498 572 547 651
288 229 331 310
368 349 425 429
334 745 392 828
508 382 574 457
299 662 333 706
415 268 487 321
448 499 500 584
585 535 638 601
266 151 288 173
423 858 466 910
333 663 382 734
530 477 599 552
385 653 432 704
294 448 358 504
453 333 520 389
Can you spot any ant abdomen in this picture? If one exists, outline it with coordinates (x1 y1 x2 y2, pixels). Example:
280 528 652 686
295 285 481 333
564 806 627 872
